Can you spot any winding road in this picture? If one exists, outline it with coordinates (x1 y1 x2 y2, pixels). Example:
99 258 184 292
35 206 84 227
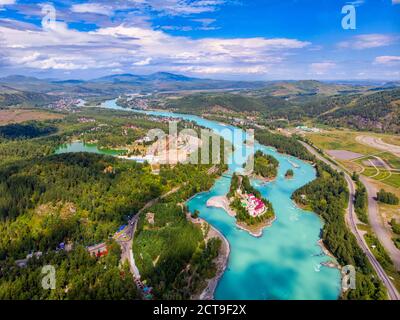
359 176 400 270
356 135 400 158
299 141 400 300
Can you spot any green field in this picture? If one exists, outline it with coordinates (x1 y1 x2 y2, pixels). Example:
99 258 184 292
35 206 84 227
306 130 379 155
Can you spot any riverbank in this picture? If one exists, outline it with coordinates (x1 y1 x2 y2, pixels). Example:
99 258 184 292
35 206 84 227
236 216 276 238
186 213 230 300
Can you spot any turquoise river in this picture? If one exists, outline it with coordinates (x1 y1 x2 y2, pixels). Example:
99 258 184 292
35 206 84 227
63 99 342 300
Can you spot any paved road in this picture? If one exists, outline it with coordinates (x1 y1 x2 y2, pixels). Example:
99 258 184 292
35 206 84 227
300 141 400 300
360 176 400 270
117 185 184 276
356 135 400 158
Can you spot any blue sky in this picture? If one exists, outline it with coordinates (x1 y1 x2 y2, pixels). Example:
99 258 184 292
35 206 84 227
0 0 399 80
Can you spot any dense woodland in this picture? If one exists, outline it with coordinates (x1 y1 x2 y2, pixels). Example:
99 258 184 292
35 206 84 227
252 150 279 179
377 189 399 205
0 97 395 300
133 201 221 299
352 174 369 224
157 84 400 133
0 122 57 140
0 110 225 300
293 161 386 300
0 242 139 300
255 130 314 161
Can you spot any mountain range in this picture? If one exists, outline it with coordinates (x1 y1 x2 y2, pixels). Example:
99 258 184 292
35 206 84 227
1 72 399 133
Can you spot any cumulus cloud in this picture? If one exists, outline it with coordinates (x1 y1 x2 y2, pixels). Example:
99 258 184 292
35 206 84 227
310 62 336 75
133 57 152 66
338 34 396 49
374 56 400 65
0 0 15 6
71 3 114 16
140 0 226 16
0 20 310 77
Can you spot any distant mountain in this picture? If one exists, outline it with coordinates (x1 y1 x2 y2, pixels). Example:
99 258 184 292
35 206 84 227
94 72 197 83
253 80 372 98
0 72 266 96
93 73 145 83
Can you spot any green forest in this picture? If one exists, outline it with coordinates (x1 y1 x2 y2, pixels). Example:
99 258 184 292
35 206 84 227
377 189 399 205
252 150 279 179
159 85 400 134
0 122 57 140
132 160 226 299
0 109 226 300
255 130 314 161
292 161 386 300
353 175 369 224
0 241 139 300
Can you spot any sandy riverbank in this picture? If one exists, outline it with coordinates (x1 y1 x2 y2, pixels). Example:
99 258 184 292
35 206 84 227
206 196 236 217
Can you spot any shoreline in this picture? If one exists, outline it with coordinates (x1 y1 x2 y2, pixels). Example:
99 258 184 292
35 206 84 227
199 222 230 300
236 216 276 238
318 239 341 270
206 195 276 238
186 213 230 300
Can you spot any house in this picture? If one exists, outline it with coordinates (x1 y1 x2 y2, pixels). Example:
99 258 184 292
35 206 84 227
87 243 108 258
245 194 267 217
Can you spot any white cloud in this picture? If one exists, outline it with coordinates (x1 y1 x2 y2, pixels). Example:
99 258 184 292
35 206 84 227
338 34 396 49
392 0 400 5
0 20 310 77
71 3 114 16
374 56 400 65
346 0 365 7
170 65 269 75
133 57 152 66
139 0 226 16
310 62 336 75
0 0 15 6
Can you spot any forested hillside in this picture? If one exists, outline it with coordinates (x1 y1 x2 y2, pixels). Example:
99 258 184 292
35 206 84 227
0 108 227 300
164 93 267 114
159 85 400 133
0 242 139 300
0 86 55 107
292 161 386 300
320 89 400 133
0 122 57 139
255 130 314 161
